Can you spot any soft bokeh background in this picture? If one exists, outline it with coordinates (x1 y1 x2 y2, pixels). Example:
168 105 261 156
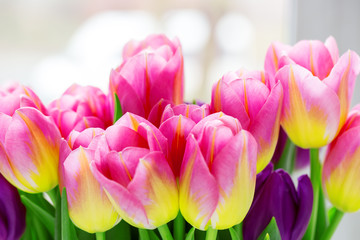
0 0 359 238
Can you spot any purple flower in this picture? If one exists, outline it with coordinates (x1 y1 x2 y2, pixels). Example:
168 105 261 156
242 164 313 240
0 173 26 240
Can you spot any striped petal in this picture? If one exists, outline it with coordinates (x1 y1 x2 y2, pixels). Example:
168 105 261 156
324 36 339 64
210 130 257 229
275 64 340 148
3 108 61 193
323 50 360 130
248 82 283 172
322 126 360 212
179 135 218 230
64 147 119 233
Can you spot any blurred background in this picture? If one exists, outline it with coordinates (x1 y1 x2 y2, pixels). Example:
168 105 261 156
0 0 359 238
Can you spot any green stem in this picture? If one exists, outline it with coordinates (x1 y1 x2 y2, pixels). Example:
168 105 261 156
174 212 185 240
47 187 58 206
158 224 174 240
274 138 296 173
233 223 243 240
320 209 344 240
205 227 218 240
139 229 150 240
95 232 106 240
303 148 320 240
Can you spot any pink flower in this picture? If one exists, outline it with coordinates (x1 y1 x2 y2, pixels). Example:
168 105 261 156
271 37 360 148
322 105 360 212
0 83 47 116
48 84 111 138
109 34 184 119
90 113 178 229
0 108 61 193
179 113 257 230
210 69 283 172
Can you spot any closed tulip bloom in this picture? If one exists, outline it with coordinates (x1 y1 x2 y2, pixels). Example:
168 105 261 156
0 107 61 193
109 34 184 119
90 113 178 229
0 83 47 116
62 146 120 233
211 70 283 172
179 113 257 230
243 164 313 240
0 173 26 240
322 105 360 212
159 103 209 178
48 84 110 138
268 37 360 148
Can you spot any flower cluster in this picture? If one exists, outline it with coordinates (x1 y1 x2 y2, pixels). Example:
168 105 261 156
1 34 360 240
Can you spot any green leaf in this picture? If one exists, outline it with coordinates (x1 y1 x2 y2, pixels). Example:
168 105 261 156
229 227 241 240
263 233 270 240
257 217 281 240
61 188 78 240
55 190 62 240
328 207 337 223
148 230 161 240
113 93 123 123
106 221 131 240
20 195 55 237
185 228 195 240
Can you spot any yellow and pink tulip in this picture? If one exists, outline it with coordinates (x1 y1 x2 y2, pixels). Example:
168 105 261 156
179 113 257 230
0 107 61 193
210 70 283 172
322 105 360 212
268 37 360 148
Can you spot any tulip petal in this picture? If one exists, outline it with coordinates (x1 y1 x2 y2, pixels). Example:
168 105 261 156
276 64 340 148
59 139 71 192
211 79 250 129
91 160 150 228
288 40 334 79
291 175 313 240
4 108 60 192
0 113 11 143
210 130 257 229
127 151 178 228
105 125 148 152
322 126 360 212
148 99 173 127
64 147 119 233
160 115 196 177
324 36 339 64
179 135 218 230
264 42 291 86
248 82 283 172
323 51 360 129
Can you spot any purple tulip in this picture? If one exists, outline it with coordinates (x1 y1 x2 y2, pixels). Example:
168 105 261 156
0 173 26 240
242 164 313 240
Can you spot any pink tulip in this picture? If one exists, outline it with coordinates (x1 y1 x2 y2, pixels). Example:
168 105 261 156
0 107 61 193
266 36 360 148
179 113 257 230
0 82 47 116
109 34 184 119
48 84 111 138
210 69 283 172
159 103 210 178
322 105 360 212
91 113 178 229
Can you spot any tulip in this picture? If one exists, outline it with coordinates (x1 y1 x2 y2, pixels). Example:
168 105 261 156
48 84 111 138
210 69 283 172
89 113 178 229
322 105 360 212
267 37 360 148
67 128 104 150
0 107 61 193
243 164 313 240
0 173 26 240
109 34 184 119
0 82 47 116
179 113 257 230
62 146 120 233
159 103 210 178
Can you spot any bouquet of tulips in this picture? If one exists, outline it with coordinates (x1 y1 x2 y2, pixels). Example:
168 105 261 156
1 34 359 240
